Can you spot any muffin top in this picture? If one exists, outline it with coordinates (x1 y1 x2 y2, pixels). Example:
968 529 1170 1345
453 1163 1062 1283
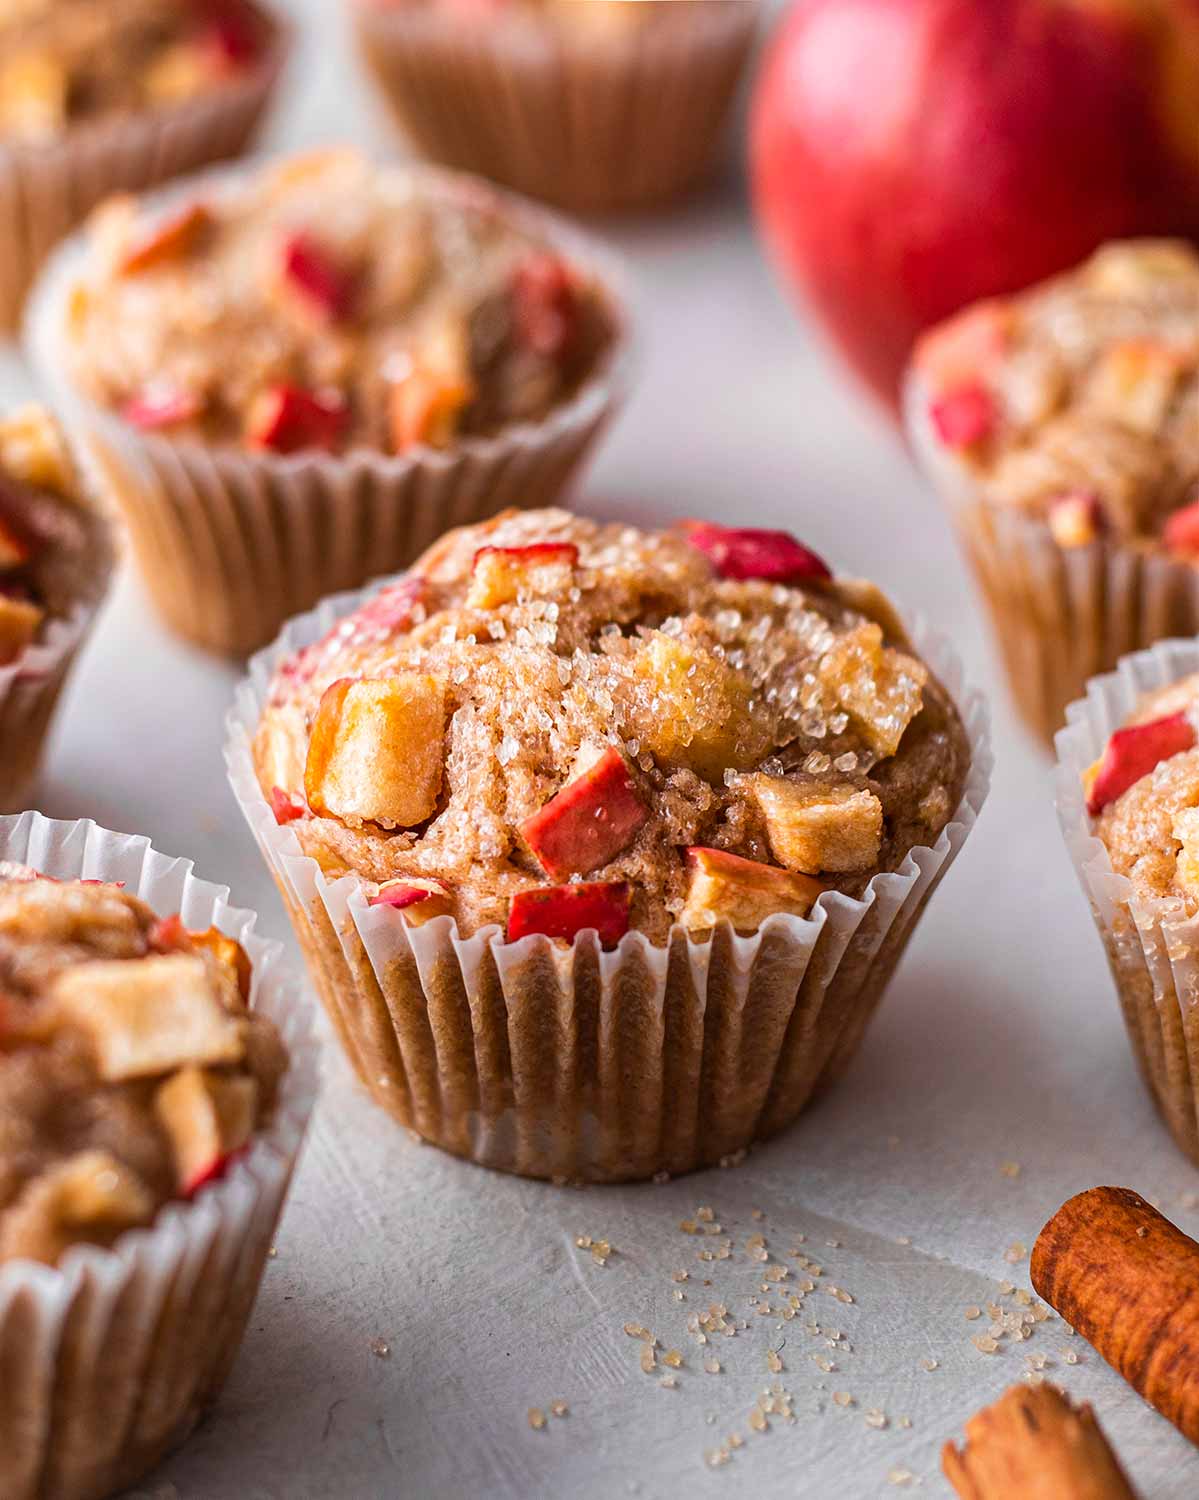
0 405 108 668
376 0 694 27
0 0 270 141
62 150 617 456
912 240 1199 557
0 871 287 1268
254 509 970 946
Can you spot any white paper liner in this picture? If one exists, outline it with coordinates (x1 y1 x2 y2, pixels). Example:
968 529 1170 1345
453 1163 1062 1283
905 369 1199 749
0 812 318 1500
25 157 634 657
1056 638 1199 1165
352 0 759 216
0 1 287 334
0 494 115 814
225 576 991 1183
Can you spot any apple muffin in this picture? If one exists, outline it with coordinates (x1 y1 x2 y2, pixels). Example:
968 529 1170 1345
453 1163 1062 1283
0 869 287 1267
236 507 986 1181
908 239 1199 746
61 150 616 457
0 0 273 143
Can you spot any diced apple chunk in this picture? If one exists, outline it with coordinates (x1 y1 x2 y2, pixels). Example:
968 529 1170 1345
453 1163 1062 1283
0 1150 155 1265
817 623 927 759
1175 807 1199 900
1048 492 1106 548
928 384 996 450
507 880 630 946
632 632 761 782
751 776 883 875
680 847 824 933
1086 340 1185 433
155 1066 258 1197
0 406 75 494
467 542 579 609
520 746 648 878
684 522 831 584
369 877 453 925
304 674 446 828
118 202 212 275
190 926 252 1003
390 366 474 453
1164 499 1199 558
1085 710 1196 816
49 954 244 1081
0 595 42 665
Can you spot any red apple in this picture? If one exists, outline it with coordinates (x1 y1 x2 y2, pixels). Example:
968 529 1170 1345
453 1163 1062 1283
511 254 579 360
683 522 830 584
279 232 356 321
195 0 264 69
681 846 824 931
269 785 306 824
1086 710 1196 816
520 747 649 880
1164 499 1199 557
507 881 631 946
148 912 191 953
467 542 578 608
750 0 1199 412
119 202 212 275
248 385 349 454
927 384 996 451
123 388 204 431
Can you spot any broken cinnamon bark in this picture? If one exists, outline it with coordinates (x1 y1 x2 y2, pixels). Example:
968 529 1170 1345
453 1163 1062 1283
1031 1186 1199 1444
942 1383 1138 1499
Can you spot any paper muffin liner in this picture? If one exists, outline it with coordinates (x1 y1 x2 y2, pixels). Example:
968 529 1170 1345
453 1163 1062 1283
0 493 115 815
352 0 759 216
0 2 287 335
1055 638 1199 1166
25 161 633 659
905 371 1199 749
0 811 317 1500
225 578 991 1184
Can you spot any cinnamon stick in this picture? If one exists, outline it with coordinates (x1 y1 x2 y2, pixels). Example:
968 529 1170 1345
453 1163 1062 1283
1030 1185 1199 1444
942 1383 1139 1499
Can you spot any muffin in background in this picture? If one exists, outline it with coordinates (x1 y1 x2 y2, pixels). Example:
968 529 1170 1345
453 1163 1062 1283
1057 639 1199 1166
352 0 759 216
907 239 1199 748
229 506 990 1183
0 812 316 1500
0 405 113 810
0 0 286 330
27 150 630 656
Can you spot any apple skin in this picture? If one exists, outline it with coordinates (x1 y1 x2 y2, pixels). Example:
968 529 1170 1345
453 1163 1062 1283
119 203 212 275
511 254 579 360
1086 710 1197 816
750 0 1199 412
248 385 349 454
508 881 631 947
1164 499 1199 557
683 522 830 584
280 233 356 321
520 747 649 880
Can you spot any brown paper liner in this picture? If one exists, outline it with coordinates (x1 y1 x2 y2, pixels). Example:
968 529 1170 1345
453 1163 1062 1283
26 162 632 658
0 2 287 335
0 812 317 1500
1056 638 1199 1166
905 372 1199 750
353 0 759 215
228 588 991 1184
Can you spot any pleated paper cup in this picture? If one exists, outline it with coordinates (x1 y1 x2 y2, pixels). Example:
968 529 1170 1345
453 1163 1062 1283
353 0 759 216
1056 639 1199 1166
0 494 115 814
905 371 1199 750
0 812 318 1500
0 1 287 335
25 162 633 659
226 579 991 1184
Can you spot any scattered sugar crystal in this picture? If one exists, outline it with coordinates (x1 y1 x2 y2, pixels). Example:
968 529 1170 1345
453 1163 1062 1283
528 1408 546 1430
964 1306 982 1321
704 1358 721 1374
804 752 831 774
833 753 858 773
640 1345 657 1373
624 1324 654 1341
920 1358 938 1372
1064 1351 1079 1365
1004 1242 1027 1264
865 1409 888 1430
495 735 520 766
748 1408 768 1433
832 1391 854 1408
663 1350 683 1369
973 1336 999 1354
370 1338 390 1359
889 1469 915 1487
766 1350 783 1374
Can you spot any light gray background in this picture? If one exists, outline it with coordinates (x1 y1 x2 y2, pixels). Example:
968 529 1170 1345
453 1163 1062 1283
3 2 1198 1495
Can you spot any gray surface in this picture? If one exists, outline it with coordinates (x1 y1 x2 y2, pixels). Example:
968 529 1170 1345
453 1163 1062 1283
4 2 1199 1495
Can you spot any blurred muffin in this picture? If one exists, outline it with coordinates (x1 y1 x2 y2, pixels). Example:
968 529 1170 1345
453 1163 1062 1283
0 0 286 330
230 507 989 1182
353 0 759 215
908 239 1199 746
28 150 629 655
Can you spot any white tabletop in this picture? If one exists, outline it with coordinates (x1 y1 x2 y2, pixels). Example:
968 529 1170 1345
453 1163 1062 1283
6 3 1199 1496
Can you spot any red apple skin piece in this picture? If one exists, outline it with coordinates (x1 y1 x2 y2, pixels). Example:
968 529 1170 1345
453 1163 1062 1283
369 878 450 910
248 385 349 454
684 522 831 584
148 913 192 953
511 254 579 360
182 1145 245 1200
280 232 356 320
0 509 32 571
928 383 996 450
122 388 203 431
519 747 649 880
1164 500 1199 557
1087 711 1197 817
507 881 631 947
119 203 212 275
198 2 264 68
302 677 353 814
750 0 1199 412
269 785 306 824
